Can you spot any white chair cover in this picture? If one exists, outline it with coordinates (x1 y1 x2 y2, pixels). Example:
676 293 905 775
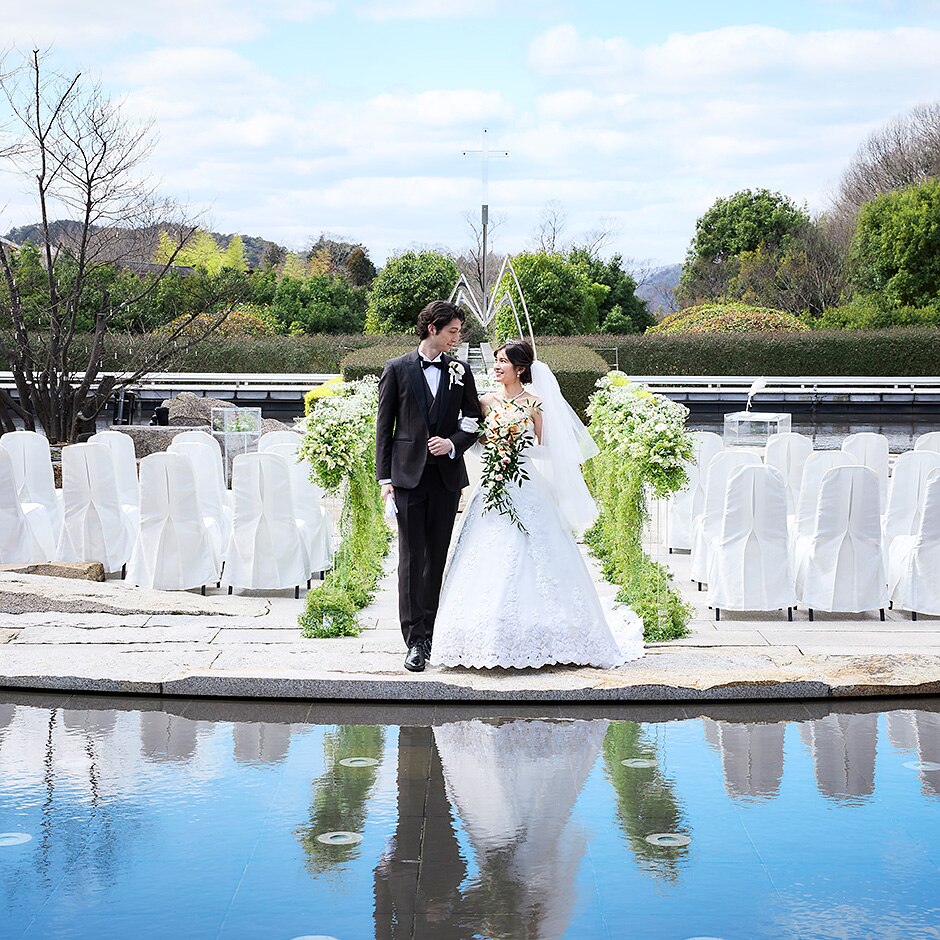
841 432 889 511
914 431 940 454
791 451 855 546
0 430 62 540
0 449 55 563
257 431 302 453
795 466 887 614
89 430 140 528
168 439 230 554
690 449 762 585
888 469 940 616
883 451 940 552
56 442 135 571
764 432 813 515
268 443 334 574
222 453 308 591
171 429 222 455
126 452 221 591
708 465 795 613
666 431 722 551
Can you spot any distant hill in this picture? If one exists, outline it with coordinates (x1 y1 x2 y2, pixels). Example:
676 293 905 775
3 221 285 270
636 263 681 318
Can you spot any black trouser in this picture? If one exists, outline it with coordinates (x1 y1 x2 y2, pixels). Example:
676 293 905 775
394 462 460 649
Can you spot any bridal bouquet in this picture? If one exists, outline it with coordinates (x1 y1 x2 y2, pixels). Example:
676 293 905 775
479 400 536 533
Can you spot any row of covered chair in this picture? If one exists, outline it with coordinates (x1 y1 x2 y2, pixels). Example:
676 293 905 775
668 430 940 619
0 429 332 595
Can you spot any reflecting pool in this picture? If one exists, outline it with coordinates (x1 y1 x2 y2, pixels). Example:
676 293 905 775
2 694 940 939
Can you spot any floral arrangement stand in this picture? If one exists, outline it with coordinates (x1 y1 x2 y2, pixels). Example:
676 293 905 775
211 407 263 484
723 411 791 447
297 376 391 638
584 371 694 642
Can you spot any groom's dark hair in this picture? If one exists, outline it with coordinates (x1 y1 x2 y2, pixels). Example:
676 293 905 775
417 300 465 339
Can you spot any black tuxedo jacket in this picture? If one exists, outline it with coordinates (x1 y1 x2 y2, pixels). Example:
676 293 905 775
376 350 482 492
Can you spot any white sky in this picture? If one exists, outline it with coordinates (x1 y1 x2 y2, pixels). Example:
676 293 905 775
3 0 940 265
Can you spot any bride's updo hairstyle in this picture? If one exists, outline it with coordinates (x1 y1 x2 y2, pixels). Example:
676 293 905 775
495 340 534 384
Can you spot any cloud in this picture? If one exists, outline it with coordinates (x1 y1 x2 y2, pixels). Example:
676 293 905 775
3 0 334 48
357 0 550 20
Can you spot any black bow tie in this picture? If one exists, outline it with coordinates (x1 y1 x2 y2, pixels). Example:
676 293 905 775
421 358 445 370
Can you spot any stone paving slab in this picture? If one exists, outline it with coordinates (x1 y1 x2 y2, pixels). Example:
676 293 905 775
1 503 940 702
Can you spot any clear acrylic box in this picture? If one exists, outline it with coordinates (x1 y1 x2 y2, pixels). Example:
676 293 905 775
723 411 791 447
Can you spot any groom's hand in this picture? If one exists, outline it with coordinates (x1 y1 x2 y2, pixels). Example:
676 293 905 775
381 483 395 500
428 436 455 458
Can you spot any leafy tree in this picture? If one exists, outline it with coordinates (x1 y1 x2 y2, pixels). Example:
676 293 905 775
261 242 286 270
678 189 809 306
364 250 458 334
271 272 367 334
568 248 653 333
280 252 308 281
345 246 376 287
0 50 244 440
248 268 278 305
223 234 248 272
833 101 940 236
493 251 606 341
850 179 940 309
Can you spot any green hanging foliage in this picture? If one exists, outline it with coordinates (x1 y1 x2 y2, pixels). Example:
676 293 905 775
297 375 391 638
584 372 694 642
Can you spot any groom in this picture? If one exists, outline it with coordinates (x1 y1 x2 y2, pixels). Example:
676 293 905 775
376 300 482 673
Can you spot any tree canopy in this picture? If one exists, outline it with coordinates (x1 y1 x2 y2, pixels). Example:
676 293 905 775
850 179 940 310
364 250 458 335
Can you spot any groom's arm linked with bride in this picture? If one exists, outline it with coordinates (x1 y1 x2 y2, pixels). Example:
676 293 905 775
375 300 483 673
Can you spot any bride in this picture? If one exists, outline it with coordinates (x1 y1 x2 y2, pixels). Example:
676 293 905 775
433 340 644 669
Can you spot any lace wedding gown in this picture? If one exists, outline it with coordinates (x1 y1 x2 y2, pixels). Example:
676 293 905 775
434 406 644 669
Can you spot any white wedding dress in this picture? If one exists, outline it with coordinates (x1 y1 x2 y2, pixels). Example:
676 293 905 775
434 365 644 669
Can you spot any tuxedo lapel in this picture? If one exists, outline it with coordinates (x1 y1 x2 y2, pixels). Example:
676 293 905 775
405 353 431 425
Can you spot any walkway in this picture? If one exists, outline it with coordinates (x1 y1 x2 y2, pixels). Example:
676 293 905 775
1 499 939 702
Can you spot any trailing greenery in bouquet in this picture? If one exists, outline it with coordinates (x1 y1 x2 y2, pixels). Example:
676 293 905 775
584 371 694 642
479 399 540 534
297 375 391 638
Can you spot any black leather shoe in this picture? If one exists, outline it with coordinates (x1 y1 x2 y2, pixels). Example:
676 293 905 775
404 645 426 672
422 638 432 662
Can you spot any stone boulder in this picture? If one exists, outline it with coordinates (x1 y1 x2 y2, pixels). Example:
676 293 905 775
0 562 106 582
162 392 234 427
262 418 299 434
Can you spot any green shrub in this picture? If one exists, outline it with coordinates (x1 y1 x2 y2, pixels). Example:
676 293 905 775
533 345 608 418
538 329 940 376
341 345 414 381
814 295 940 330
648 301 809 335
341 343 607 417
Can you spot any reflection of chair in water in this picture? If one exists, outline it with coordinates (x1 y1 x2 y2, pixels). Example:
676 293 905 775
886 709 940 798
703 720 785 801
139 711 199 762
433 718 607 939
233 722 292 764
799 713 878 801
63 708 117 736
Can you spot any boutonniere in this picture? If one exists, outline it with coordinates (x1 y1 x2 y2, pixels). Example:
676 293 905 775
448 360 465 388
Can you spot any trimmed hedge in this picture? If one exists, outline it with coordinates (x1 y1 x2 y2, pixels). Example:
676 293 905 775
0 332 415 374
539 329 940 376
341 344 608 416
649 301 808 335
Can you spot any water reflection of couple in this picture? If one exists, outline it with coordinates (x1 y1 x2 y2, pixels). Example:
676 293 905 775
374 720 605 939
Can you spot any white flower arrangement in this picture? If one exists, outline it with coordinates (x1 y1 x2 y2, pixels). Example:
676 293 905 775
298 375 380 493
587 371 693 499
